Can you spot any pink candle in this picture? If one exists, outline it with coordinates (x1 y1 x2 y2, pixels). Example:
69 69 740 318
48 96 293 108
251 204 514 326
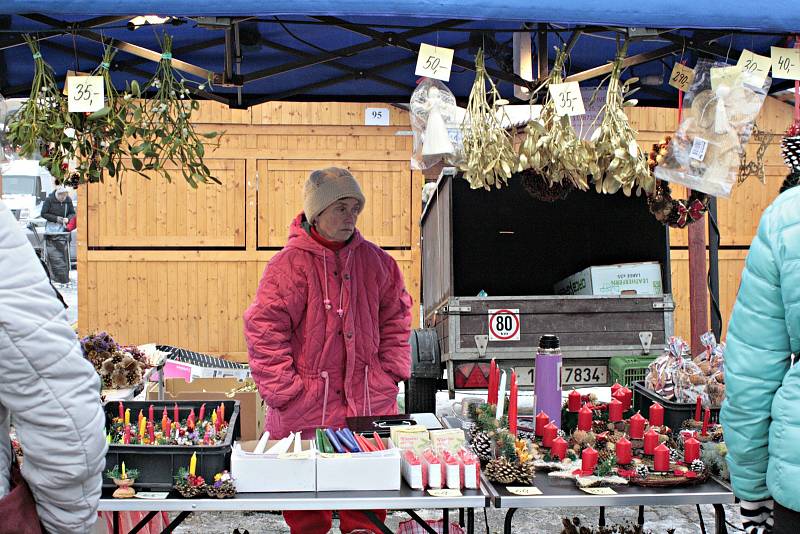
123 424 131 444
508 372 519 436
173 403 179 425
649 402 664 427
644 428 659 455
535 411 550 437
487 359 497 405
203 430 211 445
695 396 702 421
550 437 568 460
654 443 670 471
199 403 206 422
214 415 221 433
118 401 124 420
616 436 632 464
582 446 598 472
578 404 593 431
148 421 155 443
542 422 558 448
148 404 154 424
620 386 633 411
608 398 623 422
568 389 582 412
702 407 710 436
219 404 225 424
684 436 700 463
629 411 646 439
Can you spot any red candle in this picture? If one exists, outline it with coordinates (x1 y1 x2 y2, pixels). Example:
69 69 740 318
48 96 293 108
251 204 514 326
695 396 702 421
508 372 519 436
653 443 670 471
214 415 222 433
535 411 550 437
542 422 558 448
188 409 196 431
219 404 225 425
615 436 632 465
649 402 664 427
611 382 622 396
148 421 155 443
629 411 646 439
684 436 700 463
488 359 497 405
702 407 710 436
173 403 179 425
118 401 124 420
550 437 568 460
203 430 211 445
608 398 623 422
644 428 659 455
199 403 206 422
568 389 582 412
582 446 599 472
123 424 131 444
148 404 154 424
578 404 593 431
620 386 633 411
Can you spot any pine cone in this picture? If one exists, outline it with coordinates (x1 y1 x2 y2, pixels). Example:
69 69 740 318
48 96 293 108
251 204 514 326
669 448 681 463
513 460 535 485
592 420 606 434
781 135 800 171
690 459 706 473
470 431 494 462
175 481 206 498
635 465 649 479
207 480 236 498
485 458 516 485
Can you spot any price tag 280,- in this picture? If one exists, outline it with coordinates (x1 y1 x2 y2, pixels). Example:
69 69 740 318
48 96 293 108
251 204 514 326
770 46 800 81
668 63 695 92
67 75 105 112
737 49 771 87
549 82 585 116
415 43 455 82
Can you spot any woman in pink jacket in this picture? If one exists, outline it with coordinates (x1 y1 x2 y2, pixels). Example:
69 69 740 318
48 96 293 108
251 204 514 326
244 167 412 534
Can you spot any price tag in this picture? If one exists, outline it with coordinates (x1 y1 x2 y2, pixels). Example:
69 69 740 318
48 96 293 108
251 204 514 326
133 492 170 499
710 65 743 90
62 70 89 96
67 75 105 112
506 486 543 496
580 487 618 495
549 82 585 116
415 43 455 82
770 46 800 80
488 309 521 342
428 488 462 497
737 49 771 87
365 107 390 126
668 63 695 92
689 137 709 162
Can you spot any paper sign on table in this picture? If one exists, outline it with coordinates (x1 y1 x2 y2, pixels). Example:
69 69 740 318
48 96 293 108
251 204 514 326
580 487 617 495
67 75 105 113
428 488 462 497
134 492 170 499
506 486 543 496
549 82 585 116
737 49 771 87
668 63 695 92
415 43 455 82
710 65 743 90
770 47 800 80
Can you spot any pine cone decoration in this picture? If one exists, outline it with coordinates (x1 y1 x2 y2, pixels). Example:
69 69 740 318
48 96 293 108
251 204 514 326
597 448 614 464
592 420 606 434
470 431 494 462
781 135 800 171
690 459 706 473
207 480 236 498
485 458 516 485
513 460 535 485
635 465 649 479
669 448 681 463
517 430 536 442
175 481 206 498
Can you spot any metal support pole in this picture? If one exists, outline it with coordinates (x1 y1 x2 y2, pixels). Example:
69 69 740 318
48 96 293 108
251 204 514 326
467 508 475 534
504 508 518 534
712 504 729 534
599 506 606 527
403 510 438 534
637 505 645 526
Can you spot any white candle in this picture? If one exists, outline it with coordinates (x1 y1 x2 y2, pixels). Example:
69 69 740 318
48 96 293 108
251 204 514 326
293 431 302 453
496 370 508 420
253 430 271 454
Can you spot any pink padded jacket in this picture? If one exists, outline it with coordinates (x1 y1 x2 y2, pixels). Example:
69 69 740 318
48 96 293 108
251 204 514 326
244 214 412 439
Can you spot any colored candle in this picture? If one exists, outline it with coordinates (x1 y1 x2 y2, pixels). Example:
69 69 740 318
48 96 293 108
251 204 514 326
653 443 670 471
578 404 593 431
582 446 599 472
535 411 549 437
702 407 710 436
611 382 622 397
203 430 211 445
615 436 632 465
629 411 646 439
137 410 143 427
121 462 126 479
496 371 508 419
213 411 220 432
199 403 206 422
488 359 497 405
188 410 196 431
189 452 197 476
123 424 131 444
148 404 154 424
695 397 702 421
644 428 659 455
619 386 633 411
174 403 180 425
219 404 225 424
508 371 519 436
118 401 124 420
550 437 568 460
568 389 582 412
162 415 170 434
608 398 623 422
124 408 130 426
542 422 558 448
649 402 664 427
138 417 146 438
148 422 155 443
684 436 700 463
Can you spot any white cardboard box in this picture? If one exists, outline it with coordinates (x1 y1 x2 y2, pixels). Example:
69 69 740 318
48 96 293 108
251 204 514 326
553 261 663 296
231 440 316 492
316 438 401 492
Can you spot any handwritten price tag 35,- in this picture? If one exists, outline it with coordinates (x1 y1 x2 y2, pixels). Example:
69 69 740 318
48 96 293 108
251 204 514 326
737 49 771 87
67 75 105 113
549 82 585 116
506 486 543 496
415 43 455 82
770 46 800 81
428 489 462 497
580 487 618 495
669 63 695 92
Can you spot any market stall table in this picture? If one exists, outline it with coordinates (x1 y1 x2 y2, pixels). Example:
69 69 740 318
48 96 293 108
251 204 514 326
99 483 489 534
485 471 735 534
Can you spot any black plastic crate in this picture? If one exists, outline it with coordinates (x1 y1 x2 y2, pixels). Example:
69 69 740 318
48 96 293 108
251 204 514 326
632 381 720 431
103 400 240 490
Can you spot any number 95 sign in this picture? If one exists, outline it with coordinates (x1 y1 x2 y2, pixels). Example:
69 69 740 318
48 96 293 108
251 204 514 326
488 309 520 342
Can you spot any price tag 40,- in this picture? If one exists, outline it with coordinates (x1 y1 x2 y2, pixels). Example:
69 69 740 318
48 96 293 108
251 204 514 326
549 82 585 116
770 47 800 81
668 63 695 92
67 75 105 113
415 43 455 82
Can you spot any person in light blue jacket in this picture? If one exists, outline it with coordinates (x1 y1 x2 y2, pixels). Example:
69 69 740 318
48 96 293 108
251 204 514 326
722 173 800 534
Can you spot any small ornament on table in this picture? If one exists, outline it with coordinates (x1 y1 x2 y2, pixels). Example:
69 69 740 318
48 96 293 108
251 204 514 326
690 459 706 473
107 463 139 499
174 453 207 498
669 447 681 463
206 471 236 498
634 464 650 479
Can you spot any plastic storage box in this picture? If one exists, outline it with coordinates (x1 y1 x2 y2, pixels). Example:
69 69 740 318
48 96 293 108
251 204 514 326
632 381 720 430
609 356 657 387
103 400 240 490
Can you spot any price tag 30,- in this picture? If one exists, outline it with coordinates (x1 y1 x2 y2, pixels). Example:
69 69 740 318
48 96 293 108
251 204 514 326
668 63 695 92
67 75 105 113
770 46 800 81
415 43 455 82
506 486 543 496
737 49 771 87
549 81 585 116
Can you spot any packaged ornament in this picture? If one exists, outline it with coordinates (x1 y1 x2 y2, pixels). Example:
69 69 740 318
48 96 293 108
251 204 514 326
410 77 461 170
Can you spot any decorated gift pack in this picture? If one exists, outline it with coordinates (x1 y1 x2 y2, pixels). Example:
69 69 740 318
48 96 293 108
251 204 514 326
231 437 317 493
644 334 725 406
316 435 401 491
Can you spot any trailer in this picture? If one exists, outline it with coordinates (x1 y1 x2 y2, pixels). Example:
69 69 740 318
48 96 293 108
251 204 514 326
406 168 675 413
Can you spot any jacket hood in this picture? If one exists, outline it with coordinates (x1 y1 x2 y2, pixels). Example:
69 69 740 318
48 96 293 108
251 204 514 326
285 213 364 256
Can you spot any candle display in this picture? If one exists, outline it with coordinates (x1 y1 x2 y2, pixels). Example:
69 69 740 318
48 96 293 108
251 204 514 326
702 407 710 436
695 396 702 421
653 443 670 471
487 359 498 405
608 398 623 422
649 402 664 427
644 428 659 455
508 371 518 436
582 446 598 472
550 437 568 460
109 403 230 447
615 436 632 465
567 389 582 412
542 422 558 448
629 411 646 439
578 404 593 431
535 411 549 437
189 452 197 476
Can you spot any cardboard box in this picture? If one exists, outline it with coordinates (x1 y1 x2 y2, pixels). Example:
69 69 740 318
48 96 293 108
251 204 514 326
316 438 401 491
553 262 663 296
146 378 266 441
232 440 316 492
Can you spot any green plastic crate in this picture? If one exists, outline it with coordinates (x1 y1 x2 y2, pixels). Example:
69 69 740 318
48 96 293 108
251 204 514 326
609 355 656 387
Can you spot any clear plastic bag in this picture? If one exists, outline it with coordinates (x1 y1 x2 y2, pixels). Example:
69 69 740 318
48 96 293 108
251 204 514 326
654 59 770 197
410 78 462 170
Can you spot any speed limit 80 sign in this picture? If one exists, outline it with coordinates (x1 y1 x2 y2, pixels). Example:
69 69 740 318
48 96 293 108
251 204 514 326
488 309 521 341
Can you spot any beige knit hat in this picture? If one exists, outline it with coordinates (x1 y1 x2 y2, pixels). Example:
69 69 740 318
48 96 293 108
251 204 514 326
303 167 366 223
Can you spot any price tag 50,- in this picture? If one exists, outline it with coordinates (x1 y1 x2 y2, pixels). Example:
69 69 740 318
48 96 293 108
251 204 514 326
67 75 105 113
549 82 585 116
668 63 695 92
770 46 800 81
415 43 455 82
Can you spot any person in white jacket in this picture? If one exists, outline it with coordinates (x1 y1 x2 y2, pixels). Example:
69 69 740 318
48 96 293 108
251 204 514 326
0 200 107 533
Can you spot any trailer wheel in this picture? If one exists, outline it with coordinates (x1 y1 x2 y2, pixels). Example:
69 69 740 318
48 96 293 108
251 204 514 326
405 376 438 414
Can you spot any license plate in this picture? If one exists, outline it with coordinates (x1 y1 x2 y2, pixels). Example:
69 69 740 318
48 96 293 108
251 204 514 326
513 365 607 387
